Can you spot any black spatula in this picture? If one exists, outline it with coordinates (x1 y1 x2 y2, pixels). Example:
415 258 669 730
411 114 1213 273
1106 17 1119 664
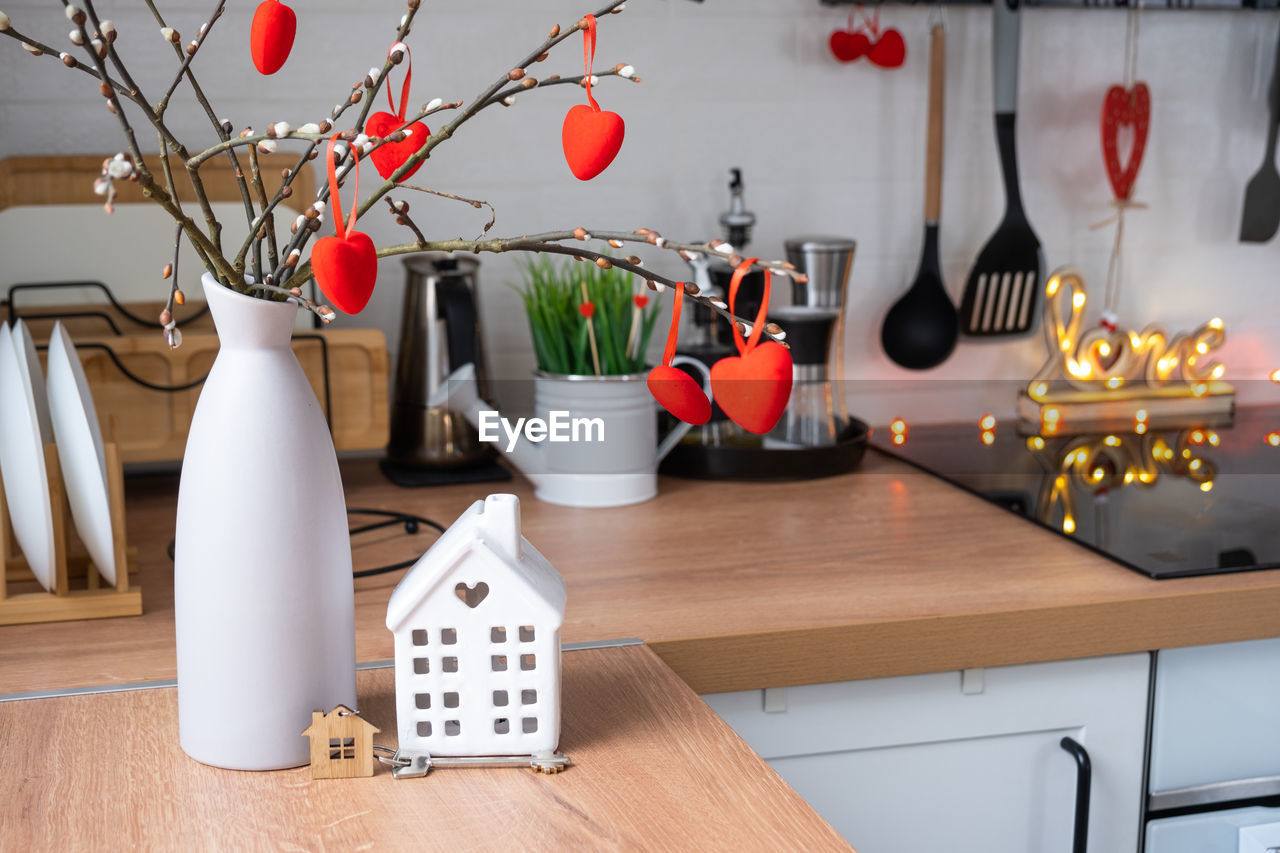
1241 27 1280 244
959 0 1043 339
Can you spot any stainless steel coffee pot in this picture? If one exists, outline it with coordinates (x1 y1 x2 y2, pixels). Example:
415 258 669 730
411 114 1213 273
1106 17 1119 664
386 254 493 469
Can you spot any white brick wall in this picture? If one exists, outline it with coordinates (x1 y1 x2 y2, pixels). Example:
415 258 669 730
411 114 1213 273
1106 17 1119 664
1 1 1278 423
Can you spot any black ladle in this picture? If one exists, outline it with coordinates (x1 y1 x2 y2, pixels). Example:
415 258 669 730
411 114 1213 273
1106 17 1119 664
881 25 958 371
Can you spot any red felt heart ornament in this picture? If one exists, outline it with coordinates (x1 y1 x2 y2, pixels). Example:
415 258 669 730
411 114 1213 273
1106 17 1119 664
709 259 793 435
649 365 712 426
563 105 625 181
867 28 906 69
249 0 296 76
711 343 793 435
829 29 871 63
647 282 712 425
366 43 430 182
1100 83 1150 201
561 15 625 181
367 112 429 181
312 136 378 315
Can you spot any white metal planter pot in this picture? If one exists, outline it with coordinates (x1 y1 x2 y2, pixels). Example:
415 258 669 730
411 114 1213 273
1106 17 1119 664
385 494 567 776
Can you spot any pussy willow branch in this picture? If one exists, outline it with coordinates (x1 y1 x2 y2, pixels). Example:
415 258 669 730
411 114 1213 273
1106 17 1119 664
156 0 224 113
0 23 132 96
482 67 637 109
351 0 629 225
144 0 252 251
294 228 791 347
400 184 496 235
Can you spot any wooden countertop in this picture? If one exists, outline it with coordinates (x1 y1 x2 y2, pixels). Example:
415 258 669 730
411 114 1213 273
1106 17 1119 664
4 450 1280 697
0 644 849 851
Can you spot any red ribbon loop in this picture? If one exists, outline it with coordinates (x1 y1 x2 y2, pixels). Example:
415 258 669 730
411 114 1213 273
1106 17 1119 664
385 42 413 122
726 258 771 356
325 134 360 240
581 14 599 112
661 282 685 366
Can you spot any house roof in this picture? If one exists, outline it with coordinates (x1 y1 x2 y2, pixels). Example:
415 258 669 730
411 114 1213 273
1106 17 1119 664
301 704 381 736
385 495 566 633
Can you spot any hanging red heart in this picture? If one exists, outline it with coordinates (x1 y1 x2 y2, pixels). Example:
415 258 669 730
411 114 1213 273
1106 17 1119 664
1100 83 1150 202
647 282 711 425
829 29 871 63
367 43 430 182
867 28 906 69
562 15 625 181
249 0 296 76
709 259 792 434
311 135 378 315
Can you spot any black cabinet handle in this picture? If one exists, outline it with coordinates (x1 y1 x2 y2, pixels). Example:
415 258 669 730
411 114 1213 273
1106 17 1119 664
1060 737 1091 853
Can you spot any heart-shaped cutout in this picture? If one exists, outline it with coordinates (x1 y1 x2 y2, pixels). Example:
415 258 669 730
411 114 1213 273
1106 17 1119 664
312 231 377 315
711 341 793 434
455 581 489 608
366 111 430 182
249 0 296 76
648 364 711 425
562 104 625 181
1100 83 1150 201
829 29 870 63
867 29 906 69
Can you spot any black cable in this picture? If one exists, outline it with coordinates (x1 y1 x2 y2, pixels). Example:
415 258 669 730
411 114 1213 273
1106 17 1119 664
164 507 446 578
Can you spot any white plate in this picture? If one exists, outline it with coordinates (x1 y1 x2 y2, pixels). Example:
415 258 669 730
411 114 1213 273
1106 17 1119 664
0 322 56 591
47 322 115 585
13 319 53 444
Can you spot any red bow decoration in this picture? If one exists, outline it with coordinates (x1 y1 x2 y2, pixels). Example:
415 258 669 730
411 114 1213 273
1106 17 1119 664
311 136 378 315
249 0 296 76
1100 83 1150 202
647 283 712 426
562 14 625 181
367 43 431 182
709 259 792 434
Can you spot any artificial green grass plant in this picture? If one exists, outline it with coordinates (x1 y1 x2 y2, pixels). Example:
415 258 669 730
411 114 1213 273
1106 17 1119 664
518 256 660 376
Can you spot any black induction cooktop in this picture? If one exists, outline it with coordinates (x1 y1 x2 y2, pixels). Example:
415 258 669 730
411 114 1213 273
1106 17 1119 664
871 404 1280 579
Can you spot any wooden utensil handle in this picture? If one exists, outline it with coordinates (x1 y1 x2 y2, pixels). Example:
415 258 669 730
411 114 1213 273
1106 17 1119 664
925 24 945 223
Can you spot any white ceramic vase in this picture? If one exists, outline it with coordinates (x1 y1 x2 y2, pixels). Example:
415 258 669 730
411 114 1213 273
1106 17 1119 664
174 274 356 770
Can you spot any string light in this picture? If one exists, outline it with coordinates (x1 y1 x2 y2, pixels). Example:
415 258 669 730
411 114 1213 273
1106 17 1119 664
890 418 908 446
1266 432 1280 447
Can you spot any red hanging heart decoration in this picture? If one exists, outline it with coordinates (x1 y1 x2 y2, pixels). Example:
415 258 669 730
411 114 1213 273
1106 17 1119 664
367 43 430 182
647 282 711 425
867 28 906 69
709 259 792 434
562 15 625 181
311 136 378 315
1100 83 1150 201
829 29 870 63
249 0 296 76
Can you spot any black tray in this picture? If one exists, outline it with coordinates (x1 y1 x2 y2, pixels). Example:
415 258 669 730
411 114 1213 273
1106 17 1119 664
660 418 869 481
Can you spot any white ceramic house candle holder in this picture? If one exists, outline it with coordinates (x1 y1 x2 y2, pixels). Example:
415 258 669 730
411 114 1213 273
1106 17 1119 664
385 494 568 777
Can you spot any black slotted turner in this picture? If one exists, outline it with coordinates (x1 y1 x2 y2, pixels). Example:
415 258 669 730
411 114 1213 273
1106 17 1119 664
959 0 1043 339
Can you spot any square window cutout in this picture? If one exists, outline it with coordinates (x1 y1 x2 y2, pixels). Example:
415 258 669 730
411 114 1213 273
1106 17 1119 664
491 627 506 643
491 655 507 672
415 693 431 710
521 689 537 705
522 717 538 734
441 628 457 645
413 657 429 675
493 690 508 707
520 626 536 643
443 656 458 673
445 720 461 736
417 721 432 737
412 629 429 646
494 717 510 734
444 692 459 709
520 654 536 671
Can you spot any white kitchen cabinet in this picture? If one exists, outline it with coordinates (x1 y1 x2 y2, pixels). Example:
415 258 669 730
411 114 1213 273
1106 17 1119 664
702 653 1150 853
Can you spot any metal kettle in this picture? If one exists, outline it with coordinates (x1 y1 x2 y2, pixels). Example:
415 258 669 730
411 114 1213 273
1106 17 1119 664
386 254 493 469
